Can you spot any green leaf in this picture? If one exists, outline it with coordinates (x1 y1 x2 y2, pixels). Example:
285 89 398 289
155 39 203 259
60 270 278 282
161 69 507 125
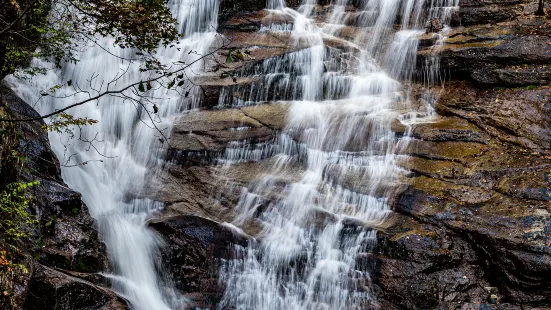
167 80 175 89
226 54 233 64
138 82 145 92
234 51 245 61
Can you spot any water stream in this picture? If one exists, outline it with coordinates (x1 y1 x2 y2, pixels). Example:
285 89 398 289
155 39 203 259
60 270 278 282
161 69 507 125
218 1 458 309
6 0 459 309
7 1 220 309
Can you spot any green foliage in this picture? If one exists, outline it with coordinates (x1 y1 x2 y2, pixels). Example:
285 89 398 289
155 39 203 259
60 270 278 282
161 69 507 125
0 181 39 244
81 0 179 53
0 0 74 79
225 48 253 64
1 0 181 79
42 112 98 133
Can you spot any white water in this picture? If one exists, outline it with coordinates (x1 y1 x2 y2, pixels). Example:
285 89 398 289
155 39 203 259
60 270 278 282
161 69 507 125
7 0 220 309
218 1 458 309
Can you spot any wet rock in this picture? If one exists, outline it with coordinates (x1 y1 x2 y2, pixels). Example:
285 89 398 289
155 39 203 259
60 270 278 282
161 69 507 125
143 165 238 223
1 83 108 273
436 81 551 150
24 264 128 310
168 104 288 165
0 252 34 309
150 215 250 308
372 214 490 309
425 18 442 34
1 83 111 307
457 0 542 26
390 118 407 136
386 106 551 308
419 19 551 86
411 116 489 144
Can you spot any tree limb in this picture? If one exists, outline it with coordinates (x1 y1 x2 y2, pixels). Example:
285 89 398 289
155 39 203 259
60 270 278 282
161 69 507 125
0 45 225 123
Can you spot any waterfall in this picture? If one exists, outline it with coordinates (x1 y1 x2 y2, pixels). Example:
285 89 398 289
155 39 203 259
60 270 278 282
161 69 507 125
218 1 458 309
6 0 220 309
4 0 460 308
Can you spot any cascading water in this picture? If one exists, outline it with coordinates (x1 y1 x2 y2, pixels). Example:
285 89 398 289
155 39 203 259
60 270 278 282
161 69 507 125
218 1 458 309
7 0 220 309
4 0 459 308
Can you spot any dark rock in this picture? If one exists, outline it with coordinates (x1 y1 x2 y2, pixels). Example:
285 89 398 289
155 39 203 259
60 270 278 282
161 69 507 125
419 18 551 86
386 104 551 308
455 0 551 26
150 215 250 308
1 83 108 273
24 263 128 310
425 18 443 34
0 83 111 308
0 251 34 309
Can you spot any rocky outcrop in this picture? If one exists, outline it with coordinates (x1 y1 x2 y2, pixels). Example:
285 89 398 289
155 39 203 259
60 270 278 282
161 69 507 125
378 70 551 307
456 0 542 26
168 103 288 164
150 215 250 308
420 3 551 86
378 108 551 308
147 1 551 309
24 264 128 310
144 103 289 235
378 4 551 306
0 83 126 309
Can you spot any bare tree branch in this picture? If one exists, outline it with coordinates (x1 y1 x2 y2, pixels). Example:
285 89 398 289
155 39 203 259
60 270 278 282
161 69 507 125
0 44 226 123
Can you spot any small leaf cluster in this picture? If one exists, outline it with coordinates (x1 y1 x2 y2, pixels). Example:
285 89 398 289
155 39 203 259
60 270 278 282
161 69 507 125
42 112 98 133
225 48 253 64
0 181 39 244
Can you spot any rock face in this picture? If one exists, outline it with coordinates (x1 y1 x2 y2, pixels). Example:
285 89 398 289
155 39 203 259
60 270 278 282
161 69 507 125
380 108 551 308
11 1 551 309
376 2 551 308
146 1 551 309
419 2 551 86
150 215 250 308
0 83 126 309
24 264 127 310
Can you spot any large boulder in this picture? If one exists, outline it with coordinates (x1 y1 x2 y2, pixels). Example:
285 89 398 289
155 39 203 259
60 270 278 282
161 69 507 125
150 215 250 308
24 264 128 310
